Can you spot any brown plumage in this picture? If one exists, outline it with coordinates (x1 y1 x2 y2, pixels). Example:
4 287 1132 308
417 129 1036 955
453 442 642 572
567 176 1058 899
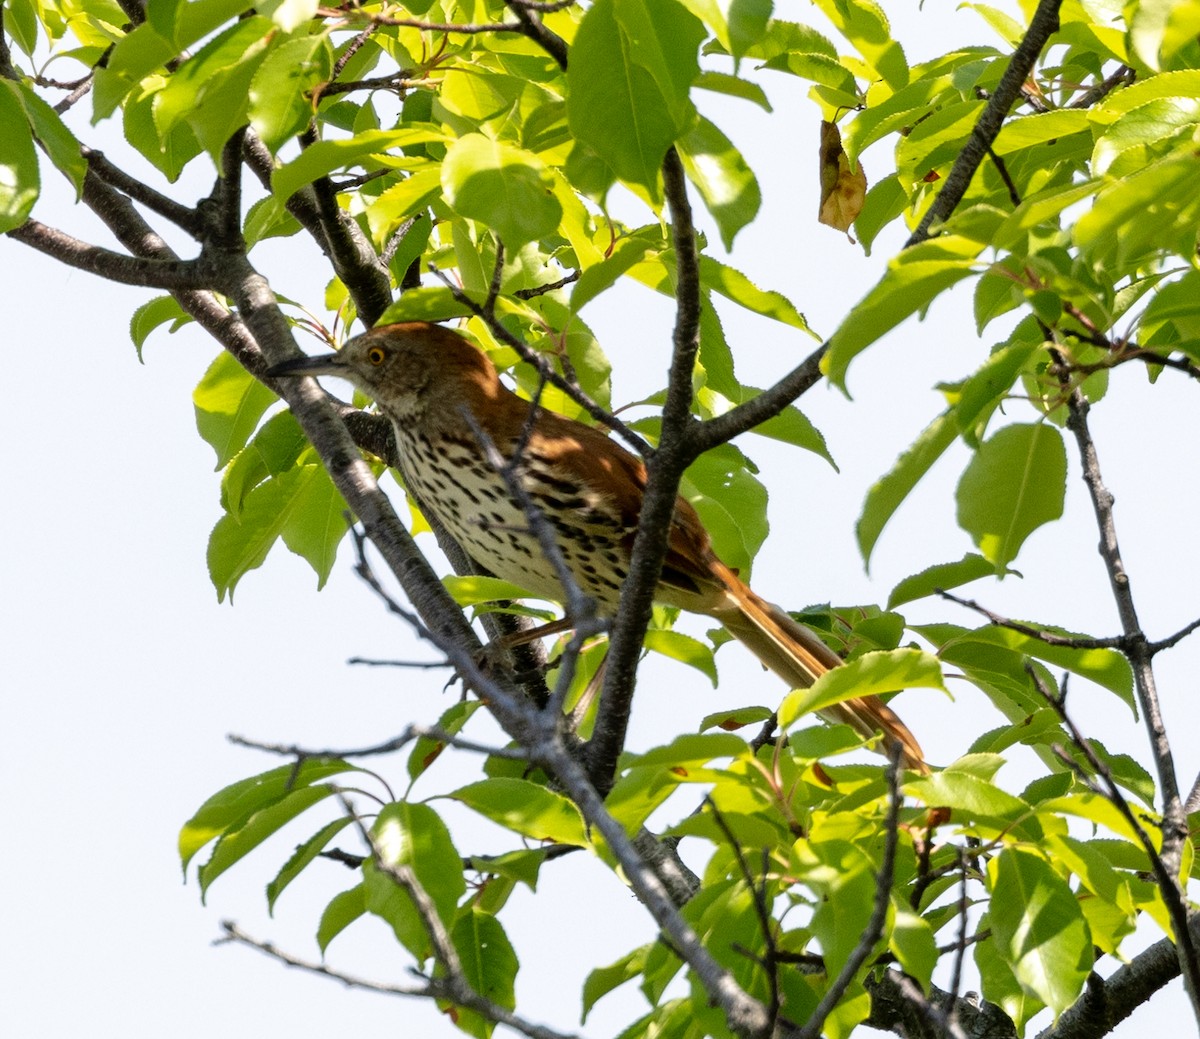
271 321 927 771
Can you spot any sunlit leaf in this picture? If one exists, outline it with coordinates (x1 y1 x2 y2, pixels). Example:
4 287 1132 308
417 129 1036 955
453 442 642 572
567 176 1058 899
567 0 704 204
956 423 1066 570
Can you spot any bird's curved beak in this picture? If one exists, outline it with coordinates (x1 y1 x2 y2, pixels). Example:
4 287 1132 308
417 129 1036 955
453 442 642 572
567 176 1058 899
265 352 348 378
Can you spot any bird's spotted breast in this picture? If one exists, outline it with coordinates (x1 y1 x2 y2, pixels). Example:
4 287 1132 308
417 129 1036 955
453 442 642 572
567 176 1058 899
395 427 632 610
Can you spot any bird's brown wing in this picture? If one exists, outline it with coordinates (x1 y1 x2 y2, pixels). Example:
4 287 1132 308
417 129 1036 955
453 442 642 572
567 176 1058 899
516 401 928 771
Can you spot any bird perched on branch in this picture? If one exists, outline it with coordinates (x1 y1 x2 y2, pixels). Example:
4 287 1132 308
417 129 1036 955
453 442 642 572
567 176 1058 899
270 322 927 771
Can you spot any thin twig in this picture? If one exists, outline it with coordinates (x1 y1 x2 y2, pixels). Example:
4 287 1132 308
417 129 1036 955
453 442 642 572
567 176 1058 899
707 799 783 1030
937 589 1126 649
227 725 529 761
347 655 448 668
1027 663 1200 1017
83 148 202 234
796 743 904 1039
513 271 580 299
1148 615 1200 654
1067 64 1135 109
218 920 431 996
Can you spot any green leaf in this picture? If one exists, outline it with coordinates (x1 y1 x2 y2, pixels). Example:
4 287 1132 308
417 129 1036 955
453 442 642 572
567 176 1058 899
257 0 319 31
643 628 718 686
698 705 774 732
907 761 1032 822
1092 97 1200 178
13 80 86 196
449 778 589 846
5 0 39 55
797 835 879 974
570 229 665 313
208 462 350 601
694 70 772 110
1129 0 1200 70
152 16 274 161
988 848 1092 1016
271 126 448 201
123 76 204 181
449 910 519 1034
699 256 815 333
198 782 339 897
681 442 768 576
179 760 356 872
643 733 757 773
566 0 704 205
677 116 761 250
583 945 651 1022
857 409 958 567
678 0 771 62
130 295 191 358
278 458 352 588
94 0 258 118
954 330 1043 439
956 423 1066 570
194 350 278 469
248 34 334 152
779 649 946 729
363 859 428 958
408 700 483 782
976 909 1043 1028
896 100 985 186
441 134 562 251
887 553 1001 609
267 815 355 912
855 172 907 255
221 410 309 517
442 575 549 606
1074 153 1200 268
0 82 40 231
317 883 367 953
364 167 442 240
761 50 861 101
811 0 908 88
467 848 549 891
373 801 466 930
993 109 1090 154
919 622 1135 713
890 907 937 988
744 394 834 464
824 237 981 388
375 286 477 325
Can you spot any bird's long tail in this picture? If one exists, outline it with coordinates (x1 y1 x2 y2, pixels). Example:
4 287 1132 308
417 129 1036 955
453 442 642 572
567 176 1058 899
709 564 928 774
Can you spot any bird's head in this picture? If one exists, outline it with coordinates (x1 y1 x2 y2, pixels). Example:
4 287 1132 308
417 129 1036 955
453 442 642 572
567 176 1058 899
267 321 498 421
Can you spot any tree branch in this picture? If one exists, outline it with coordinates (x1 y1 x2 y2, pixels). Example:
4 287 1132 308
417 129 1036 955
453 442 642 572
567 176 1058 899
292 128 394 327
587 146 702 794
83 148 202 234
6 220 207 289
1061 384 1200 1018
906 0 1063 246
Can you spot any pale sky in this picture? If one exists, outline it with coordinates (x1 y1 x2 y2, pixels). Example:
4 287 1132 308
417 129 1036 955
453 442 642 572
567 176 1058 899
4 4 1196 1036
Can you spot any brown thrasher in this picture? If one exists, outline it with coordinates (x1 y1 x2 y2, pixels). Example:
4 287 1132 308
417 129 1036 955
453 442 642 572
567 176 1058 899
270 322 926 771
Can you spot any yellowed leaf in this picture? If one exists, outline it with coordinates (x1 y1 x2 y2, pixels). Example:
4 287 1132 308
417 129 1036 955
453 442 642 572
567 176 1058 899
818 120 868 237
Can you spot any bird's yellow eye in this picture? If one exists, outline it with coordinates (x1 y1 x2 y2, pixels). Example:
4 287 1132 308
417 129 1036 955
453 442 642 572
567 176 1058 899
366 346 386 366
